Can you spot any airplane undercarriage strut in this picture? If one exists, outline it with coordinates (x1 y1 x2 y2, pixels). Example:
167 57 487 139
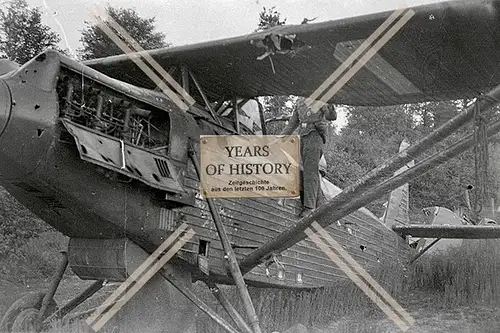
158 271 243 333
189 143 262 333
1 242 252 333
205 281 254 333
160 271 252 333
0 252 105 333
37 251 68 324
43 280 105 324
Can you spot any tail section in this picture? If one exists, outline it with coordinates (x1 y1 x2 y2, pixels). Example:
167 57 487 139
383 139 414 228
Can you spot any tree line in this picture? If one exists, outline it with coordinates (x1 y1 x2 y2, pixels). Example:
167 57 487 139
0 0 171 262
0 0 167 63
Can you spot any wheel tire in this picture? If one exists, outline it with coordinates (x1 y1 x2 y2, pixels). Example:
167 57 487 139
0 292 57 332
10 308 39 332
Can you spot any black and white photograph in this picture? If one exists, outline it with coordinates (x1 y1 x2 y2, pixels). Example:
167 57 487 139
1 0 500 332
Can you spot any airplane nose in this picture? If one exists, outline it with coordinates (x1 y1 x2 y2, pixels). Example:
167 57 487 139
0 52 60 181
0 79 11 136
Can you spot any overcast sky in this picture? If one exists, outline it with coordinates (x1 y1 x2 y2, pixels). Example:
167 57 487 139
25 0 448 57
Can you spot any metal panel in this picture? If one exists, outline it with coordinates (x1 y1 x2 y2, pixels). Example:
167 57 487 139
62 119 184 193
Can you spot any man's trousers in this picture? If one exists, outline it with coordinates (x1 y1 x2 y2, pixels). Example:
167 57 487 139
300 131 324 209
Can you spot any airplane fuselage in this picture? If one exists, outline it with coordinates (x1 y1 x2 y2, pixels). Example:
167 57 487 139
0 50 411 289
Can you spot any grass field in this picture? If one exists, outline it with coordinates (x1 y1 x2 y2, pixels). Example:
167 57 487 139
2 232 500 332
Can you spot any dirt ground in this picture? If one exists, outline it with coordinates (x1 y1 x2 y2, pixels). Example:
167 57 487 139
2 278 500 333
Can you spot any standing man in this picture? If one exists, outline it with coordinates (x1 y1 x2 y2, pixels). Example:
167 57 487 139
281 98 337 217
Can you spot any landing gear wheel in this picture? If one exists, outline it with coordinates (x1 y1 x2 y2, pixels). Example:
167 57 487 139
0 292 57 333
11 308 40 332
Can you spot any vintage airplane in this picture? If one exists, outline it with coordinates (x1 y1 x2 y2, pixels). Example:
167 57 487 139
3 0 500 332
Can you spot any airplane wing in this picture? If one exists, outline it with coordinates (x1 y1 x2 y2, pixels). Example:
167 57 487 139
84 0 500 107
393 224 500 239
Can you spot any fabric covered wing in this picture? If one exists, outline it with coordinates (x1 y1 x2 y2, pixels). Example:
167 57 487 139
84 0 500 106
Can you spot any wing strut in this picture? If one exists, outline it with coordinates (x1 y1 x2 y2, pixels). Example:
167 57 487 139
393 224 500 239
239 85 500 274
189 143 262 333
234 97 240 133
188 69 221 125
409 238 442 264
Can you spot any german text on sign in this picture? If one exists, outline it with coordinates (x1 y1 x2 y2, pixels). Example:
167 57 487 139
199 135 300 198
